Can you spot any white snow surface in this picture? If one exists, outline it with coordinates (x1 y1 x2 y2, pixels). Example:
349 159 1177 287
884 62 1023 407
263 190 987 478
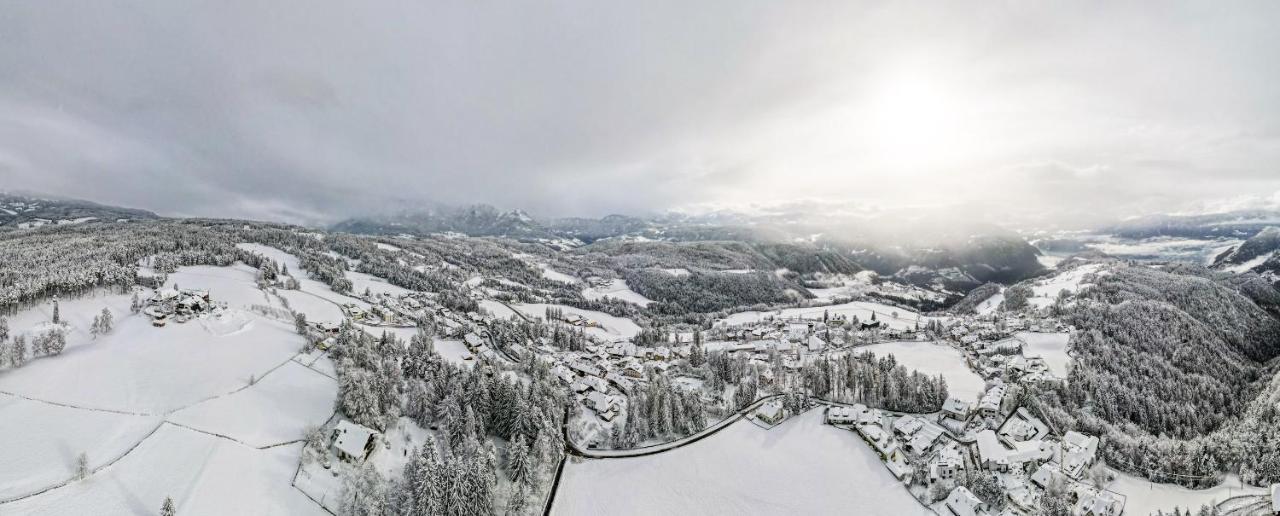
168 361 337 448
511 303 641 341
1016 331 1071 379
0 310 304 414
554 408 929 516
1106 469 1266 516
1224 251 1276 273
0 394 161 500
539 264 580 284
1028 263 1104 308
581 279 653 307
3 424 325 515
974 289 1005 316
717 300 936 331
855 341 986 401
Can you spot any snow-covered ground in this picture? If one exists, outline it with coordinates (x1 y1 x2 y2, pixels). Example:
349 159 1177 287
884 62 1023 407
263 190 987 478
539 264 579 284
168 361 337 448
275 289 346 324
1106 469 1266 516
855 341 986 401
581 279 653 307
3 424 325 515
1028 263 1104 308
511 303 641 341
716 300 937 331
236 243 370 310
2 290 139 352
478 299 518 319
0 311 303 414
1223 251 1276 273
346 270 411 298
167 264 274 311
1016 331 1071 379
554 408 930 515
974 289 1005 316
0 394 161 500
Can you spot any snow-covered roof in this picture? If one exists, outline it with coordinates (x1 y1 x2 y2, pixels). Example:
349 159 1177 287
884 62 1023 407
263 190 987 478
942 397 971 416
945 486 983 516
332 420 377 460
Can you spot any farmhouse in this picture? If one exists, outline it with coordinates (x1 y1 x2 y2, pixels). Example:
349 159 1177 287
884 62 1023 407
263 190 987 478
331 420 378 463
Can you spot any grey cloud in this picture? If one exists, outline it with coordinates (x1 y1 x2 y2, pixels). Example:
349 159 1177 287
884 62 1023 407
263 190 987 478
0 1 1277 227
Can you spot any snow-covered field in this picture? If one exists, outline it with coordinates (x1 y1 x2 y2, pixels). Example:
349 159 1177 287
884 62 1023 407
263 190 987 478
554 408 929 515
1106 469 1266 516
1028 263 1104 308
0 394 161 500
479 299 518 319
1016 331 1071 378
539 264 579 284
236 243 370 310
0 260 349 513
581 279 653 307
168 361 337 448
856 341 985 401
0 312 303 414
346 270 411 298
717 300 936 331
3 424 325 515
974 289 1005 316
511 303 641 341
167 264 273 310
275 289 346 324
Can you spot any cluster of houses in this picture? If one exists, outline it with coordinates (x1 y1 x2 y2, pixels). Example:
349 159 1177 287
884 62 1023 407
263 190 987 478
143 287 216 326
825 374 1121 516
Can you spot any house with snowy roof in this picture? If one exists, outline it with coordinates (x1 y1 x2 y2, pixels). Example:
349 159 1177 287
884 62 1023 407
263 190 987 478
944 486 987 516
1060 431 1099 479
331 420 378 463
942 397 971 420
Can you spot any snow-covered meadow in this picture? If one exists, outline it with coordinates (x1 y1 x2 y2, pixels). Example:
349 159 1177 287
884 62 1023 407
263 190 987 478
553 408 930 515
855 340 986 401
581 279 653 307
511 303 641 341
716 300 938 331
0 259 345 514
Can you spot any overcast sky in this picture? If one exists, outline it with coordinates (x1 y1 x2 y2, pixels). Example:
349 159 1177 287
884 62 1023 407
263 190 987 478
1 1 1278 227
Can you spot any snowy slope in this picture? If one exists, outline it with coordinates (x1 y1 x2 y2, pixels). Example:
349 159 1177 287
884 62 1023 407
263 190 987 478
581 279 653 307
3 425 325 515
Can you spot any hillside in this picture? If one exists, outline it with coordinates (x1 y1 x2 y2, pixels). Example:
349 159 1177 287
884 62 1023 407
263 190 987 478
1031 262 1280 485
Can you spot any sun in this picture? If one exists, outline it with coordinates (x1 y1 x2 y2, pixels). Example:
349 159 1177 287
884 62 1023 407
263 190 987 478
866 73 964 167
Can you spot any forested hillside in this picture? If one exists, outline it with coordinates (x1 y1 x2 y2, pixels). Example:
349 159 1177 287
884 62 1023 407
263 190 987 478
1030 263 1280 486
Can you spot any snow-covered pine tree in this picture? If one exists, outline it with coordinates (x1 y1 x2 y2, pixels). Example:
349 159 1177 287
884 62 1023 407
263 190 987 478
161 497 176 516
506 436 529 483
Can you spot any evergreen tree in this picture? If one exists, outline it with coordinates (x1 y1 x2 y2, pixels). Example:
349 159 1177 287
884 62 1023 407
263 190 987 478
52 300 60 324
131 292 142 314
161 497 176 516
506 436 529 483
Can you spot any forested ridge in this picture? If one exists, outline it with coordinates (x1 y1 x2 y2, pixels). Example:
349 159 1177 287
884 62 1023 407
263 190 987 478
1029 262 1280 486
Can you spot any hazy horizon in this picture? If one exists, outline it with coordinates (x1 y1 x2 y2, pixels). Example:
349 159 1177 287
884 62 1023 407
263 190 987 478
2 1 1279 227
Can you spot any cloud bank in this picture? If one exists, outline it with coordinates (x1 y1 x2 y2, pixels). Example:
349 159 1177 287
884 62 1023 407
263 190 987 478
1 1 1278 227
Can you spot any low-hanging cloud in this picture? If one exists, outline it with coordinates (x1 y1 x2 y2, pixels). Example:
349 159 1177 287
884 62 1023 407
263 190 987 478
1 1 1278 228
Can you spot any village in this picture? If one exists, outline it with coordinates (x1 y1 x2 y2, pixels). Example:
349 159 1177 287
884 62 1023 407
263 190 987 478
190 253 1266 516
